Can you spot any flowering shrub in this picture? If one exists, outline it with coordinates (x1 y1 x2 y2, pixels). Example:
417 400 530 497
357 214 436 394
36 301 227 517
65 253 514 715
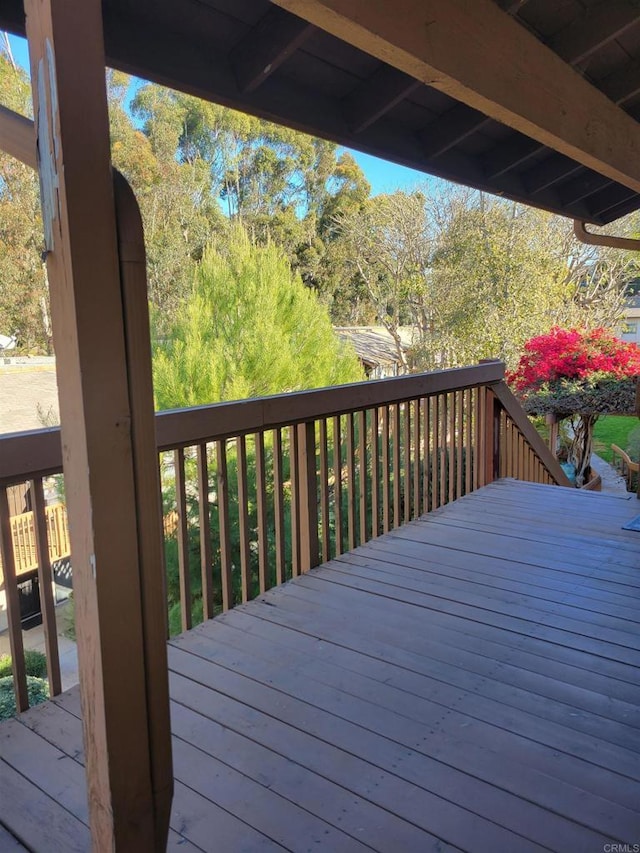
508 327 640 392
508 328 640 487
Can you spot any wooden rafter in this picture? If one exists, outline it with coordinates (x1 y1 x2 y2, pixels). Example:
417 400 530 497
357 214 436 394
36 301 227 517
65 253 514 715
560 171 612 207
522 153 583 195
344 65 420 133
551 0 640 66
587 183 638 218
272 0 640 193
481 134 541 179
421 104 490 159
600 59 640 106
229 5 314 93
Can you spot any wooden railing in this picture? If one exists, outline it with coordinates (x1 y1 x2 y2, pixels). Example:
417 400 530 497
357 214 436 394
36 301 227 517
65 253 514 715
0 362 570 712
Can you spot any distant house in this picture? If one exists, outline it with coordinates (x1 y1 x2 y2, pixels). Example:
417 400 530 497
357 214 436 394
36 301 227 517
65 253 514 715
621 294 640 345
335 326 415 379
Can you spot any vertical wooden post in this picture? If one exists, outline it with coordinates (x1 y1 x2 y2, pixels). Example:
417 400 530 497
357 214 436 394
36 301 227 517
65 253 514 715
298 421 319 572
25 2 172 849
546 413 559 458
483 389 501 484
0 487 28 712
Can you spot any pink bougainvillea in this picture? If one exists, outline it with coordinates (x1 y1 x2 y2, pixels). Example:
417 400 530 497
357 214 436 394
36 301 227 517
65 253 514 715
507 327 640 392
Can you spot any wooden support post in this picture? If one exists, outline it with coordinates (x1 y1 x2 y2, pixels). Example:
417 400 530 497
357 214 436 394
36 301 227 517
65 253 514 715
25 1 172 849
297 421 319 572
546 413 559 459
483 389 501 484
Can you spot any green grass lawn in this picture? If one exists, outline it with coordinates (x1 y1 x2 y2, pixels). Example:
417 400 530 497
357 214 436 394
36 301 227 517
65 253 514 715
592 415 639 463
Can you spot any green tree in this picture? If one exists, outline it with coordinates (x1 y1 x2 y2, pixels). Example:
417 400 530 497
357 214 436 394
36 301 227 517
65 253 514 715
153 225 363 410
0 51 50 352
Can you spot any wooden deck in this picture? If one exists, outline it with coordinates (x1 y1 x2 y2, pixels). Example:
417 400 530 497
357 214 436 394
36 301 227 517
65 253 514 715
1 478 640 852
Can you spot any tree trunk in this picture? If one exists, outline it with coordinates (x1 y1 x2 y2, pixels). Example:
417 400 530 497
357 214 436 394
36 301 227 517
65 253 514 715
568 413 598 487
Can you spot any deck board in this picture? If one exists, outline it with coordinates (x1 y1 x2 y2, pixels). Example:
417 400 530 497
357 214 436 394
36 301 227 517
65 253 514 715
1 479 639 851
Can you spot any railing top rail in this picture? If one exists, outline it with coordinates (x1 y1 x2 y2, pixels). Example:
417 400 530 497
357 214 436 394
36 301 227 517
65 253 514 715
0 362 504 484
156 362 505 450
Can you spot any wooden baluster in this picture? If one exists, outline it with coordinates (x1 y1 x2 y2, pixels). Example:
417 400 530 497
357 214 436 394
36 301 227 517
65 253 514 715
319 419 330 562
346 412 357 549
456 391 463 500
473 387 481 490
196 443 214 620
483 388 500 485
358 410 368 545
237 435 251 598
0 487 28 711
32 478 62 696
392 404 401 527
413 399 421 518
423 396 431 512
332 416 343 556
382 406 390 533
273 429 286 585
255 432 269 592
448 392 455 503
216 440 233 611
465 388 472 495
403 402 411 524
290 426 301 576
371 407 380 538
431 394 440 511
440 394 448 504
174 448 192 631
298 421 319 573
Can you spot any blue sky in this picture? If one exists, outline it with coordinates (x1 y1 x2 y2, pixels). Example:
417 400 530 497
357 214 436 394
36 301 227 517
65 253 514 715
6 33 425 197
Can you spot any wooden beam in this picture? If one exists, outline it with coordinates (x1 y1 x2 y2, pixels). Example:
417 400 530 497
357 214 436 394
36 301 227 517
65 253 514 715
229 5 314 93
0 104 36 168
421 104 490 159
24 0 171 849
551 1 640 66
344 65 420 133
271 0 640 192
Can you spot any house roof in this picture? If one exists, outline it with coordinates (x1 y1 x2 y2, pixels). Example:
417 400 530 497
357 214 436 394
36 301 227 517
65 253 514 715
335 327 412 368
4 0 640 225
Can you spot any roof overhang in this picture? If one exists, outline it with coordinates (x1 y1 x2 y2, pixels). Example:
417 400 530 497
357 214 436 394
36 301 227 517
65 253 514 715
3 0 640 224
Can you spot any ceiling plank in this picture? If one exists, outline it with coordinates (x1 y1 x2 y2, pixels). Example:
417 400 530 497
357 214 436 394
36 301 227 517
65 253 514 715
551 1 640 65
596 194 640 223
587 183 639 218
420 104 490 159
522 153 583 194
600 60 640 106
229 6 315 93
344 65 420 133
497 0 529 13
559 171 612 206
272 0 640 192
481 135 541 179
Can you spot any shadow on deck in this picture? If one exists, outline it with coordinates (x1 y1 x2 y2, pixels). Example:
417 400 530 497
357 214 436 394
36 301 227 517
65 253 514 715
1 479 640 852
